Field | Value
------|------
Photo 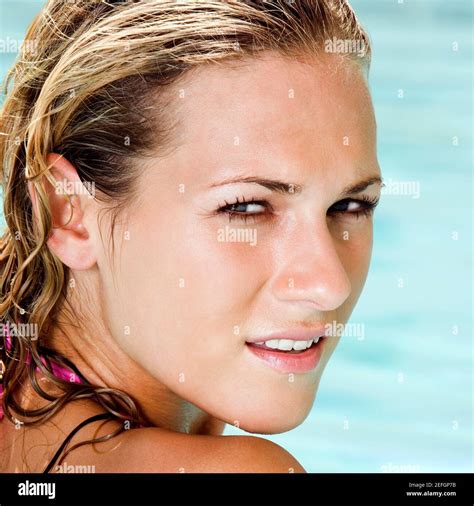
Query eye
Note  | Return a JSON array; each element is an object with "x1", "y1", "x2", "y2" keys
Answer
[
  {"x1": 328, "y1": 196, "x2": 379, "y2": 219},
  {"x1": 216, "y1": 196, "x2": 271, "y2": 223}
]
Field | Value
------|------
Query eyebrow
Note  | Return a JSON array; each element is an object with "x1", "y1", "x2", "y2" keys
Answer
[
  {"x1": 210, "y1": 174, "x2": 383, "y2": 197},
  {"x1": 339, "y1": 176, "x2": 383, "y2": 197},
  {"x1": 210, "y1": 176, "x2": 302, "y2": 194}
]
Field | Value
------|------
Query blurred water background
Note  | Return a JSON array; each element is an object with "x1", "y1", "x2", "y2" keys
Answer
[{"x1": 0, "y1": 0, "x2": 472, "y2": 473}]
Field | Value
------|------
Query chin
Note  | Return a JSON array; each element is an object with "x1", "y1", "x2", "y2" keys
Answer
[
  {"x1": 229, "y1": 400, "x2": 315, "y2": 435},
  {"x1": 238, "y1": 415, "x2": 307, "y2": 435}
]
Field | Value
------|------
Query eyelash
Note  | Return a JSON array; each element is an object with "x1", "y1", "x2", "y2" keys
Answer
[
  {"x1": 327, "y1": 195, "x2": 380, "y2": 219},
  {"x1": 217, "y1": 196, "x2": 271, "y2": 223},
  {"x1": 216, "y1": 195, "x2": 379, "y2": 223}
]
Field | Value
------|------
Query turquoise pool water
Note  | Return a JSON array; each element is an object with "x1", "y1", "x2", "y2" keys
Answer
[{"x1": 1, "y1": 0, "x2": 472, "y2": 473}]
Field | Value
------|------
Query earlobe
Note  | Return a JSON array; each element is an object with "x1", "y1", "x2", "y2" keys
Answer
[{"x1": 28, "y1": 153, "x2": 98, "y2": 271}]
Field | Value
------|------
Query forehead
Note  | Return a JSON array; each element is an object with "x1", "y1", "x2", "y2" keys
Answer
[
  {"x1": 157, "y1": 51, "x2": 377, "y2": 184},
  {"x1": 173, "y1": 52, "x2": 372, "y2": 129}
]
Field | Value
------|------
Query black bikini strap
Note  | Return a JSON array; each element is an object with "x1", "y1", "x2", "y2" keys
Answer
[{"x1": 43, "y1": 412, "x2": 113, "y2": 473}]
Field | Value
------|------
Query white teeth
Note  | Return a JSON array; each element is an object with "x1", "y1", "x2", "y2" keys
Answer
[
  {"x1": 264, "y1": 339, "x2": 280, "y2": 349},
  {"x1": 278, "y1": 339, "x2": 294, "y2": 350},
  {"x1": 261, "y1": 339, "x2": 316, "y2": 351},
  {"x1": 293, "y1": 340, "x2": 309, "y2": 351}
]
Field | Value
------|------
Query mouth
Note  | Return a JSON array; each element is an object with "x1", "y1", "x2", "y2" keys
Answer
[{"x1": 245, "y1": 336, "x2": 326, "y2": 374}]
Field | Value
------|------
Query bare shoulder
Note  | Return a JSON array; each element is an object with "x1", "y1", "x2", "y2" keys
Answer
[
  {"x1": 77, "y1": 427, "x2": 306, "y2": 473},
  {"x1": 222, "y1": 434, "x2": 307, "y2": 474}
]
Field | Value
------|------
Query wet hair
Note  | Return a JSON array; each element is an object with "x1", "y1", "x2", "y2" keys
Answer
[{"x1": 0, "y1": 0, "x2": 370, "y2": 468}]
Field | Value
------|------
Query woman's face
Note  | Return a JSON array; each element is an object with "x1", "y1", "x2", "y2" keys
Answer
[{"x1": 96, "y1": 52, "x2": 381, "y2": 433}]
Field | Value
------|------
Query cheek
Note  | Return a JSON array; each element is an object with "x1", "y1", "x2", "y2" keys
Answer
[
  {"x1": 106, "y1": 214, "x2": 270, "y2": 380},
  {"x1": 332, "y1": 220, "x2": 373, "y2": 310},
  {"x1": 332, "y1": 218, "x2": 372, "y2": 271},
  {"x1": 168, "y1": 221, "x2": 270, "y2": 321}
]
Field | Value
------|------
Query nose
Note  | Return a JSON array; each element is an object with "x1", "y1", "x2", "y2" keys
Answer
[{"x1": 271, "y1": 220, "x2": 352, "y2": 312}]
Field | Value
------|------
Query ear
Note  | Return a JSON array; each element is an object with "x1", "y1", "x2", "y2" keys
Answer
[{"x1": 28, "y1": 153, "x2": 98, "y2": 270}]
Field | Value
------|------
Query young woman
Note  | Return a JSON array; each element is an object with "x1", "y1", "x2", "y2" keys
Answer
[{"x1": 0, "y1": 0, "x2": 381, "y2": 473}]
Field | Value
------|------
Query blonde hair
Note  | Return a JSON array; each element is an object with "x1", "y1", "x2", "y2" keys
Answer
[{"x1": 0, "y1": 0, "x2": 370, "y2": 466}]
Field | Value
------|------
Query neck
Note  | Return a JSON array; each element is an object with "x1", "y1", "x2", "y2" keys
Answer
[{"x1": 45, "y1": 274, "x2": 225, "y2": 436}]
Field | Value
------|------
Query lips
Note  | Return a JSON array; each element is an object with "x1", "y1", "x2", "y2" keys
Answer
[
  {"x1": 245, "y1": 336, "x2": 327, "y2": 374},
  {"x1": 245, "y1": 326, "x2": 327, "y2": 344}
]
